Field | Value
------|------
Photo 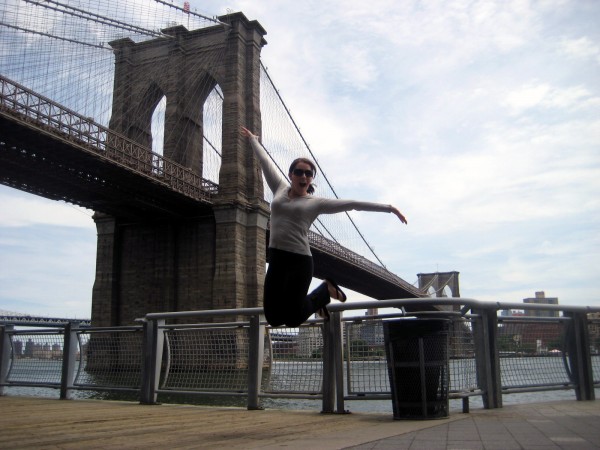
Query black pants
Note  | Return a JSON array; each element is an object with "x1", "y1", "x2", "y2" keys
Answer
[{"x1": 264, "y1": 248, "x2": 330, "y2": 327}]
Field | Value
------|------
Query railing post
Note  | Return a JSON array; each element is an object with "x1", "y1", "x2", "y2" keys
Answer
[
  {"x1": 564, "y1": 312, "x2": 595, "y2": 401},
  {"x1": 472, "y1": 307, "x2": 502, "y2": 408},
  {"x1": 247, "y1": 314, "x2": 266, "y2": 410},
  {"x1": 321, "y1": 316, "x2": 336, "y2": 413},
  {"x1": 140, "y1": 318, "x2": 164, "y2": 404},
  {"x1": 60, "y1": 322, "x2": 80, "y2": 400},
  {"x1": 0, "y1": 325, "x2": 14, "y2": 396},
  {"x1": 331, "y1": 312, "x2": 347, "y2": 414},
  {"x1": 321, "y1": 311, "x2": 346, "y2": 414}
]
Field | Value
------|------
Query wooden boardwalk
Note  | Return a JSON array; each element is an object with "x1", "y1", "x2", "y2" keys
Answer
[
  {"x1": 1, "y1": 396, "x2": 599, "y2": 449},
  {"x1": 0, "y1": 396, "x2": 454, "y2": 449}
]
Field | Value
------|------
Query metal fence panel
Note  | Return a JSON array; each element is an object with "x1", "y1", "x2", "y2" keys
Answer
[
  {"x1": 75, "y1": 329, "x2": 143, "y2": 389},
  {"x1": 448, "y1": 319, "x2": 478, "y2": 393},
  {"x1": 345, "y1": 320, "x2": 388, "y2": 394},
  {"x1": 264, "y1": 325, "x2": 324, "y2": 394},
  {"x1": 497, "y1": 319, "x2": 571, "y2": 389},
  {"x1": 8, "y1": 332, "x2": 64, "y2": 386},
  {"x1": 344, "y1": 317, "x2": 479, "y2": 397},
  {"x1": 161, "y1": 327, "x2": 250, "y2": 392}
]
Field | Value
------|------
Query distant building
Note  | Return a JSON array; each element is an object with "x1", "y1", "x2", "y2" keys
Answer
[
  {"x1": 500, "y1": 310, "x2": 525, "y2": 317},
  {"x1": 297, "y1": 326, "x2": 325, "y2": 358},
  {"x1": 523, "y1": 291, "x2": 559, "y2": 318},
  {"x1": 366, "y1": 308, "x2": 378, "y2": 317}
]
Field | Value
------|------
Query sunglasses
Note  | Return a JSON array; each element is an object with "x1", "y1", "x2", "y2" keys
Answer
[{"x1": 292, "y1": 168, "x2": 314, "y2": 178}]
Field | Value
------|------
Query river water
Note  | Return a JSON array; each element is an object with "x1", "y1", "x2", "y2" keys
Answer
[
  {"x1": 3, "y1": 356, "x2": 598, "y2": 413},
  {"x1": 3, "y1": 383, "x2": 588, "y2": 414}
]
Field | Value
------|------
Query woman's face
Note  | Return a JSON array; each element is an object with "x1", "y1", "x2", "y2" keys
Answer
[{"x1": 289, "y1": 161, "x2": 314, "y2": 197}]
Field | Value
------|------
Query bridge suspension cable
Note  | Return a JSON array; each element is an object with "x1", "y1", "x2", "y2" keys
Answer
[
  {"x1": 0, "y1": 21, "x2": 108, "y2": 49},
  {"x1": 153, "y1": 0, "x2": 230, "y2": 27},
  {"x1": 24, "y1": 0, "x2": 170, "y2": 39},
  {"x1": 259, "y1": 63, "x2": 389, "y2": 268}
]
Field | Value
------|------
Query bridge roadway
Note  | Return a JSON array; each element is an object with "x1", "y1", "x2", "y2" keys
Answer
[
  {"x1": 0, "y1": 75, "x2": 423, "y2": 300},
  {"x1": 0, "y1": 396, "x2": 598, "y2": 449},
  {"x1": 0, "y1": 88, "x2": 216, "y2": 220}
]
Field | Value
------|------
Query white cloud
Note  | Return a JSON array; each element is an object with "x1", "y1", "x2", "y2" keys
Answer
[
  {"x1": 0, "y1": 222, "x2": 96, "y2": 318},
  {"x1": 503, "y1": 83, "x2": 552, "y2": 113},
  {"x1": 559, "y1": 36, "x2": 600, "y2": 64},
  {"x1": 503, "y1": 83, "x2": 599, "y2": 114},
  {"x1": 0, "y1": 188, "x2": 95, "y2": 228},
  {"x1": 335, "y1": 44, "x2": 379, "y2": 91}
]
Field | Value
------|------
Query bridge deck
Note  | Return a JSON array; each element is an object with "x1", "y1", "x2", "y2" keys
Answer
[
  {"x1": 1, "y1": 396, "x2": 598, "y2": 449},
  {"x1": 0, "y1": 110, "x2": 213, "y2": 219}
]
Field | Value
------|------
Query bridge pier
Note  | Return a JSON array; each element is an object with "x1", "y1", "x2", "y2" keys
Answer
[
  {"x1": 212, "y1": 204, "x2": 270, "y2": 312},
  {"x1": 92, "y1": 206, "x2": 269, "y2": 326},
  {"x1": 92, "y1": 213, "x2": 217, "y2": 326},
  {"x1": 91, "y1": 13, "x2": 269, "y2": 326}
]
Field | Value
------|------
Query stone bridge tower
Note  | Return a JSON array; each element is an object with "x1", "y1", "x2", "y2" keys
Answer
[
  {"x1": 92, "y1": 13, "x2": 269, "y2": 326},
  {"x1": 417, "y1": 271, "x2": 461, "y2": 312},
  {"x1": 417, "y1": 271, "x2": 460, "y2": 298}
]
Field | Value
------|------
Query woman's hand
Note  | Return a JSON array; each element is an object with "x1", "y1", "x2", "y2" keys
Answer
[
  {"x1": 391, "y1": 206, "x2": 408, "y2": 224},
  {"x1": 241, "y1": 126, "x2": 257, "y2": 139}
]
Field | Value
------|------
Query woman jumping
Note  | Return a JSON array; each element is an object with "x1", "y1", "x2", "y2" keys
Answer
[{"x1": 241, "y1": 126, "x2": 407, "y2": 326}]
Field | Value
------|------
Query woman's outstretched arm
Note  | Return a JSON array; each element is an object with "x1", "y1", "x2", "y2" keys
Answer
[
  {"x1": 315, "y1": 197, "x2": 408, "y2": 225},
  {"x1": 241, "y1": 126, "x2": 286, "y2": 193},
  {"x1": 390, "y1": 206, "x2": 408, "y2": 224}
]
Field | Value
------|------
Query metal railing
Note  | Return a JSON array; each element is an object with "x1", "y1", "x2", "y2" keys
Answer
[{"x1": 1, "y1": 299, "x2": 598, "y2": 413}]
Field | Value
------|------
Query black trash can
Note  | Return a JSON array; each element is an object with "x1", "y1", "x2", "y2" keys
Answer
[{"x1": 383, "y1": 318, "x2": 450, "y2": 420}]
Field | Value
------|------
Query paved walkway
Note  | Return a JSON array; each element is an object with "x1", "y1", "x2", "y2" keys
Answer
[
  {"x1": 0, "y1": 396, "x2": 598, "y2": 449},
  {"x1": 347, "y1": 400, "x2": 600, "y2": 449}
]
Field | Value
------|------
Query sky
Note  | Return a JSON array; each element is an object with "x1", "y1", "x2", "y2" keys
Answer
[{"x1": 1, "y1": 0, "x2": 599, "y2": 319}]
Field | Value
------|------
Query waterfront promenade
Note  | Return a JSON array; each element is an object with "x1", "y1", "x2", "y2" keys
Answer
[{"x1": 0, "y1": 396, "x2": 598, "y2": 449}]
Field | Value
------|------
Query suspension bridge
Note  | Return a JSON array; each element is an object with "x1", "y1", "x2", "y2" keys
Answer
[{"x1": 0, "y1": 1, "x2": 430, "y2": 325}]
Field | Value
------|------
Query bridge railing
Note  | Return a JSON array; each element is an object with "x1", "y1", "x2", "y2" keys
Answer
[
  {"x1": 0, "y1": 74, "x2": 218, "y2": 202},
  {"x1": 1, "y1": 299, "x2": 599, "y2": 413},
  {"x1": 308, "y1": 231, "x2": 424, "y2": 295}
]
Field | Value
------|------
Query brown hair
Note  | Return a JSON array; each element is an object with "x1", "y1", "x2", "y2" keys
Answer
[{"x1": 288, "y1": 158, "x2": 317, "y2": 194}]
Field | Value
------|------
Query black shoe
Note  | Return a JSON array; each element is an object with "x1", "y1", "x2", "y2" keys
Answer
[
  {"x1": 317, "y1": 307, "x2": 330, "y2": 320},
  {"x1": 325, "y1": 278, "x2": 347, "y2": 302}
]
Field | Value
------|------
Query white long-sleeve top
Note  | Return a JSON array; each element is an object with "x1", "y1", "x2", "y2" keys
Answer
[{"x1": 249, "y1": 135, "x2": 394, "y2": 256}]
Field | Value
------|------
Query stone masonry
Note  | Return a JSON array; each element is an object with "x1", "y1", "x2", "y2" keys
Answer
[{"x1": 92, "y1": 13, "x2": 269, "y2": 326}]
